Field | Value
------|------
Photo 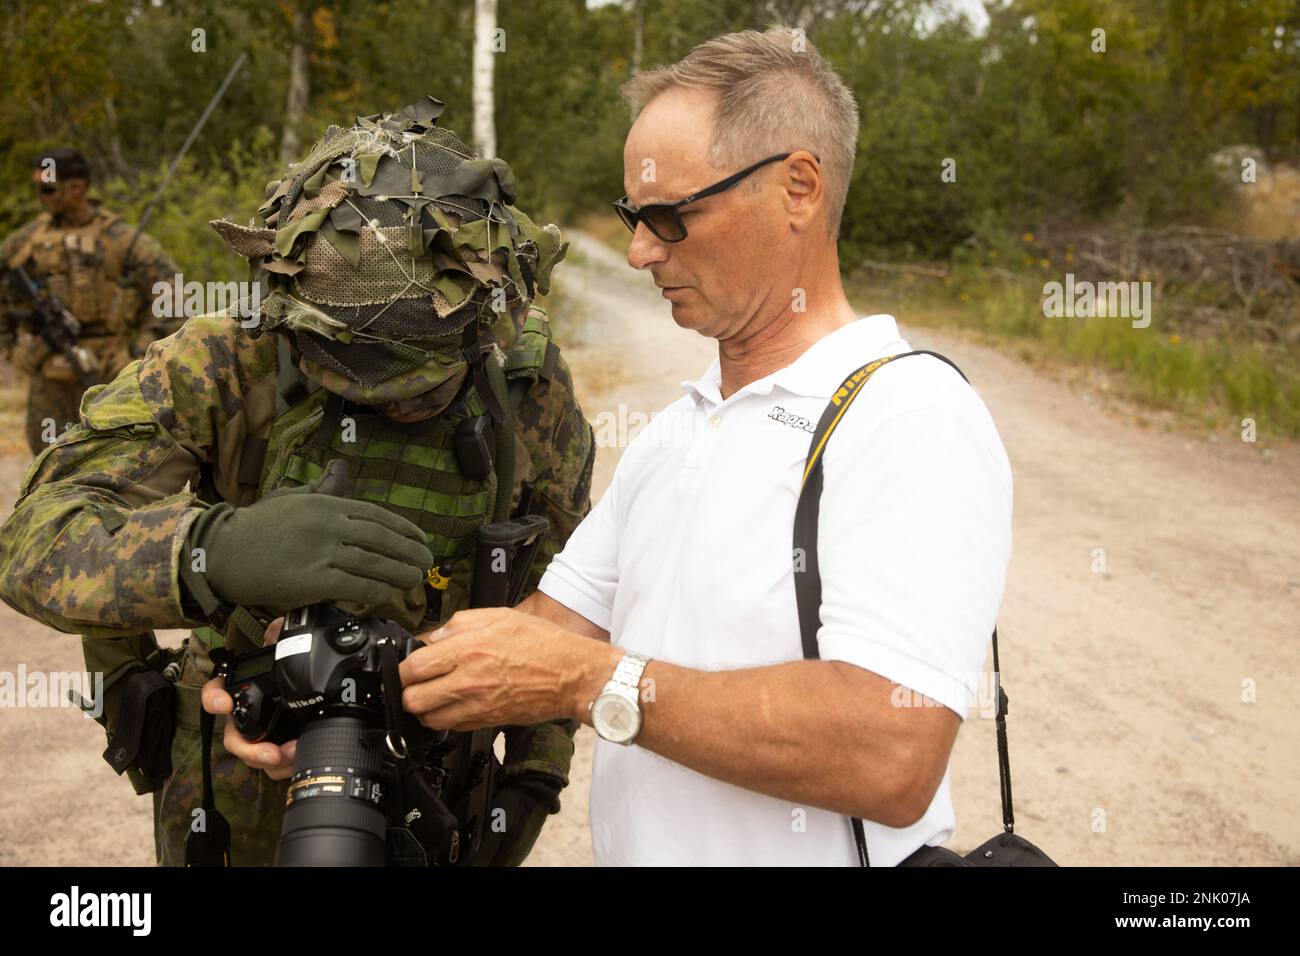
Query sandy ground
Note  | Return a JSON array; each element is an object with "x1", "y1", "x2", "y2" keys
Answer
[{"x1": 1, "y1": 230, "x2": 1297, "y2": 866}]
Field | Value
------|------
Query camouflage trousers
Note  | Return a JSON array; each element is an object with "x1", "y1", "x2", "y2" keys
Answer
[
  {"x1": 153, "y1": 681, "x2": 288, "y2": 867},
  {"x1": 24, "y1": 375, "x2": 85, "y2": 456}
]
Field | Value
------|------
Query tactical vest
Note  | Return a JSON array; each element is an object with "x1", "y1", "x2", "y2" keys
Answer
[
  {"x1": 181, "y1": 312, "x2": 563, "y2": 865},
  {"x1": 195, "y1": 309, "x2": 561, "y2": 654},
  {"x1": 14, "y1": 207, "x2": 139, "y2": 339},
  {"x1": 258, "y1": 367, "x2": 498, "y2": 628}
]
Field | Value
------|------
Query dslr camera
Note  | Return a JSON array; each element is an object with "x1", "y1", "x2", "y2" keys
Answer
[{"x1": 222, "y1": 603, "x2": 460, "y2": 866}]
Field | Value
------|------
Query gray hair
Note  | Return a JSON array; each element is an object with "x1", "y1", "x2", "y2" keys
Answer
[{"x1": 621, "y1": 26, "x2": 859, "y2": 239}]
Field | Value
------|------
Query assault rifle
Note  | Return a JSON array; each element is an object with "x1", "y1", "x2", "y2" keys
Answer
[{"x1": 4, "y1": 264, "x2": 100, "y2": 387}]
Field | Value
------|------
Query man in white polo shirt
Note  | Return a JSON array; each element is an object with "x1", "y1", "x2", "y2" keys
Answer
[{"x1": 398, "y1": 27, "x2": 1013, "y2": 866}]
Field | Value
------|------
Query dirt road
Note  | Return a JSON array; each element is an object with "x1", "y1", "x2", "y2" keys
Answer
[{"x1": 1, "y1": 230, "x2": 1296, "y2": 866}]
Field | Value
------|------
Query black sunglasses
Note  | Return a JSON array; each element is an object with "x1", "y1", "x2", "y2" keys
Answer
[
  {"x1": 613, "y1": 151, "x2": 817, "y2": 243},
  {"x1": 36, "y1": 183, "x2": 59, "y2": 195}
]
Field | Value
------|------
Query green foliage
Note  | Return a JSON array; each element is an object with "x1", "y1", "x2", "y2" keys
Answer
[
  {"x1": 850, "y1": 268, "x2": 1300, "y2": 438},
  {"x1": 2, "y1": 0, "x2": 1294, "y2": 440},
  {"x1": 496, "y1": 0, "x2": 628, "y2": 224},
  {"x1": 4, "y1": 0, "x2": 1296, "y2": 257},
  {"x1": 101, "y1": 127, "x2": 281, "y2": 284},
  {"x1": 820, "y1": 0, "x2": 1300, "y2": 255}
]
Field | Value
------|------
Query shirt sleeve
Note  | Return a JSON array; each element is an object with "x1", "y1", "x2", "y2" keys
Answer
[
  {"x1": 813, "y1": 398, "x2": 1013, "y2": 721},
  {"x1": 536, "y1": 447, "x2": 623, "y2": 632}
]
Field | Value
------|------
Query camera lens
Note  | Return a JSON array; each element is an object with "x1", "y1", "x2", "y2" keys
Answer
[{"x1": 275, "y1": 717, "x2": 388, "y2": 867}]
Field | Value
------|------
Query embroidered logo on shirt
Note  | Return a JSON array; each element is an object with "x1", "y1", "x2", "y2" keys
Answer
[{"x1": 767, "y1": 405, "x2": 815, "y2": 433}]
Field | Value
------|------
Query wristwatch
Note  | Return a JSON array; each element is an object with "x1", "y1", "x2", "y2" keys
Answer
[{"x1": 589, "y1": 652, "x2": 650, "y2": 745}]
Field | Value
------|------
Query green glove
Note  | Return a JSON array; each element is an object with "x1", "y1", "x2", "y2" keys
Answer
[
  {"x1": 181, "y1": 459, "x2": 434, "y2": 616},
  {"x1": 472, "y1": 772, "x2": 563, "y2": 867}
]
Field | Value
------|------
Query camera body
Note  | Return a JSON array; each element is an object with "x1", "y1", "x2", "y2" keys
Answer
[
  {"x1": 222, "y1": 604, "x2": 456, "y2": 867},
  {"x1": 225, "y1": 603, "x2": 419, "y2": 744}
]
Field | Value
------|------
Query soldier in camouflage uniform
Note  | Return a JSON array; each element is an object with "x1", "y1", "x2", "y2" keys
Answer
[
  {"x1": 0, "y1": 148, "x2": 181, "y2": 454},
  {"x1": 0, "y1": 99, "x2": 596, "y2": 866}
]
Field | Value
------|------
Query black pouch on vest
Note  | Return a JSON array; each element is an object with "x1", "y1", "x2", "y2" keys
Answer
[
  {"x1": 75, "y1": 632, "x2": 179, "y2": 795},
  {"x1": 103, "y1": 668, "x2": 175, "y2": 785},
  {"x1": 471, "y1": 514, "x2": 550, "y2": 609}
]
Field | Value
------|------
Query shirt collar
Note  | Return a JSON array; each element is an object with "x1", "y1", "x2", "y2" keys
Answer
[{"x1": 679, "y1": 314, "x2": 908, "y2": 407}]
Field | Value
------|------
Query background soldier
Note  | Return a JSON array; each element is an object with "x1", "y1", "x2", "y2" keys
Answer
[
  {"x1": 0, "y1": 148, "x2": 181, "y2": 455},
  {"x1": 0, "y1": 99, "x2": 596, "y2": 866}
]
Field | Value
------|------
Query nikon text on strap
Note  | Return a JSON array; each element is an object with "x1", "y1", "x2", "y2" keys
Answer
[{"x1": 792, "y1": 349, "x2": 1035, "y2": 867}]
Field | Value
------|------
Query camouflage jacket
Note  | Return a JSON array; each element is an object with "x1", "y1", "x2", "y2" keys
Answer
[
  {"x1": 0, "y1": 310, "x2": 595, "y2": 638},
  {"x1": 0, "y1": 201, "x2": 182, "y2": 368},
  {"x1": 0, "y1": 310, "x2": 595, "y2": 790}
]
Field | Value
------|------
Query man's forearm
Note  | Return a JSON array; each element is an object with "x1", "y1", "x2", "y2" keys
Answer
[
  {"x1": 566, "y1": 650, "x2": 952, "y2": 828},
  {"x1": 516, "y1": 589, "x2": 610, "y2": 641},
  {"x1": 0, "y1": 414, "x2": 209, "y2": 636},
  {"x1": 516, "y1": 590, "x2": 946, "y2": 825},
  {"x1": 418, "y1": 595, "x2": 954, "y2": 828}
]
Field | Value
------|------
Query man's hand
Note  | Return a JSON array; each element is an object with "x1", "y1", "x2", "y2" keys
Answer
[
  {"x1": 200, "y1": 616, "x2": 297, "y2": 780},
  {"x1": 399, "y1": 607, "x2": 621, "y2": 731}
]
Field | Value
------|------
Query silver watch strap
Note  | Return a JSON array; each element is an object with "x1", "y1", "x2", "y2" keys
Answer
[{"x1": 608, "y1": 652, "x2": 649, "y2": 694}]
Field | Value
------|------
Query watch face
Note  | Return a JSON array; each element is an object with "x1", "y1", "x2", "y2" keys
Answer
[{"x1": 592, "y1": 692, "x2": 640, "y2": 744}]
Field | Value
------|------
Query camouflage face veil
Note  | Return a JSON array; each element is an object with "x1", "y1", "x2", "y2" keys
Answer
[{"x1": 209, "y1": 95, "x2": 568, "y2": 406}]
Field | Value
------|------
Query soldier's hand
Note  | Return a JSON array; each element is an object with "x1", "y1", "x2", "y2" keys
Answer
[
  {"x1": 187, "y1": 459, "x2": 435, "y2": 613},
  {"x1": 200, "y1": 616, "x2": 297, "y2": 780},
  {"x1": 471, "y1": 772, "x2": 561, "y2": 867},
  {"x1": 11, "y1": 329, "x2": 51, "y2": 375}
]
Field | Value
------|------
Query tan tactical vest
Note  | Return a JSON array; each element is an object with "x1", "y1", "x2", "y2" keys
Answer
[{"x1": 12, "y1": 206, "x2": 142, "y2": 339}]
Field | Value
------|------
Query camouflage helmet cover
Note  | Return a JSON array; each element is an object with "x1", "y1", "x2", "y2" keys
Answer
[{"x1": 209, "y1": 95, "x2": 568, "y2": 405}]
